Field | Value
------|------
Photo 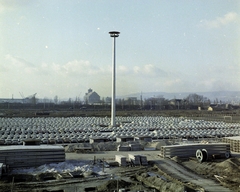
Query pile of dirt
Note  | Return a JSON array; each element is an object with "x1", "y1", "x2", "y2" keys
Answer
[
  {"x1": 35, "y1": 172, "x2": 61, "y2": 181},
  {"x1": 180, "y1": 157, "x2": 240, "y2": 191},
  {"x1": 215, "y1": 158, "x2": 240, "y2": 173},
  {"x1": 97, "y1": 179, "x2": 134, "y2": 192},
  {"x1": 213, "y1": 159, "x2": 240, "y2": 191},
  {"x1": 170, "y1": 156, "x2": 183, "y2": 163},
  {"x1": 136, "y1": 172, "x2": 186, "y2": 192}
]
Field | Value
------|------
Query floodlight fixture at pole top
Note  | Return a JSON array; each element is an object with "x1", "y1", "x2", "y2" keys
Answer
[{"x1": 109, "y1": 31, "x2": 120, "y2": 37}]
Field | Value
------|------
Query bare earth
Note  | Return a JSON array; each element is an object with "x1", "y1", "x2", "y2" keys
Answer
[
  {"x1": 1, "y1": 141, "x2": 240, "y2": 192},
  {"x1": 65, "y1": 144, "x2": 240, "y2": 192}
]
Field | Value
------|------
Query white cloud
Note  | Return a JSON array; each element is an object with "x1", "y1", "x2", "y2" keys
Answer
[
  {"x1": 118, "y1": 65, "x2": 129, "y2": 74},
  {"x1": 199, "y1": 12, "x2": 238, "y2": 28},
  {"x1": 0, "y1": 0, "x2": 32, "y2": 13},
  {"x1": 1, "y1": 55, "x2": 239, "y2": 99},
  {"x1": 0, "y1": 55, "x2": 117, "y2": 98},
  {"x1": 4, "y1": 54, "x2": 37, "y2": 74},
  {"x1": 0, "y1": 56, "x2": 170, "y2": 98},
  {"x1": 133, "y1": 64, "x2": 167, "y2": 77}
]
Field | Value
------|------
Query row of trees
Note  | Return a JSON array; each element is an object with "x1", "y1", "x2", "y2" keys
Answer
[
  {"x1": 2, "y1": 93, "x2": 233, "y2": 110},
  {"x1": 37, "y1": 93, "x2": 213, "y2": 110}
]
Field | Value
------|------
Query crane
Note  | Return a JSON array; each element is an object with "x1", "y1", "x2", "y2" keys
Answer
[{"x1": 19, "y1": 92, "x2": 25, "y2": 99}]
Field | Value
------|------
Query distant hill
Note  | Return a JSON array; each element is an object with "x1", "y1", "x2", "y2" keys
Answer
[{"x1": 120, "y1": 91, "x2": 240, "y2": 103}]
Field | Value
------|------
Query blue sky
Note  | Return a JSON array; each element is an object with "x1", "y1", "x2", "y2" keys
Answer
[{"x1": 0, "y1": 0, "x2": 239, "y2": 100}]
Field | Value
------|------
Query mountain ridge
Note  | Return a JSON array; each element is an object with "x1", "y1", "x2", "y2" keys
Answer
[{"x1": 119, "y1": 91, "x2": 240, "y2": 103}]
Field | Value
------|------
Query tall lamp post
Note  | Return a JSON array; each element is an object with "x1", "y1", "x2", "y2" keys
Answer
[{"x1": 109, "y1": 31, "x2": 120, "y2": 127}]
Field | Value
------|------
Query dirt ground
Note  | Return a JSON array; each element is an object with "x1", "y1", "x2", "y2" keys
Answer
[
  {"x1": 2, "y1": 109, "x2": 240, "y2": 121},
  {"x1": 64, "y1": 141, "x2": 240, "y2": 192},
  {"x1": 1, "y1": 141, "x2": 240, "y2": 192},
  {"x1": 178, "y1": 155, "x2": 240, "y2": 192}
]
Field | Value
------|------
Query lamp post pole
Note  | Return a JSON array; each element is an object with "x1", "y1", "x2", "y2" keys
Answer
[{"x1": 109, "y1": 31, "x2": 120, "y2": 127}]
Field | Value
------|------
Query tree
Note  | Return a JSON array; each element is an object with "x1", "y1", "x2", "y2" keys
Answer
[
  {"x1": 155, "y1": 97, "x2": 167, "y2": 110},
  {"x1": 54, "y1": 95, "x2": 58, "y2": 104},
  {"x1": 185, "y1": 93, "x2": 203, "y2": 105},
  {"x1": 184, "y1": 93, "x2": 210, "y2": 108}
]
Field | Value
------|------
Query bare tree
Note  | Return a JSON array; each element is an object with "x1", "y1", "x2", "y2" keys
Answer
[
  {"x1": 184, "y1": 93, "x2": 210, "y2": 108},
  {"x1": 54, "y1": 95, "x2": 58, "y2": 104}
]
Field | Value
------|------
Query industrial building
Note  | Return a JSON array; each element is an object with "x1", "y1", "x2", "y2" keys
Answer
[
  {"x1": 84, "y1": 88, "x2": 100, "y2": 104},
  {"x1": 0, "y1": 93, "x2": 37, "y2": 104}
]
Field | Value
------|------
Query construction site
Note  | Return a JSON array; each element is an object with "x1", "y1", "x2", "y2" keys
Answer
[{"x1": 0, "y1": 110, "x2": 239, "y2": 192}]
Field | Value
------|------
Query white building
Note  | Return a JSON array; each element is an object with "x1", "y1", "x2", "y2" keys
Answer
[{"x1": 84, "y1": 88, "x2": 100, "y2": 104}]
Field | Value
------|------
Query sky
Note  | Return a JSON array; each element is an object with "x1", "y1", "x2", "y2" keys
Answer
[{"x1": 0, "y1": 0, "x2": 239, "y2": 100}]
